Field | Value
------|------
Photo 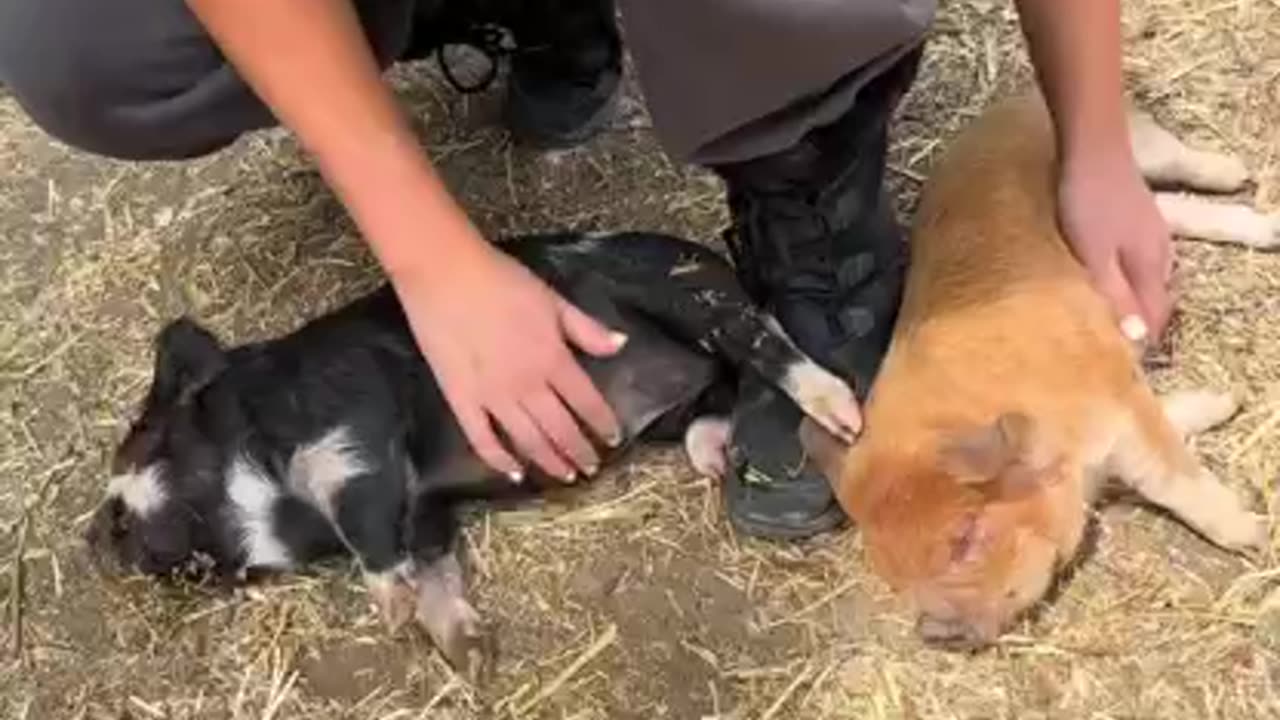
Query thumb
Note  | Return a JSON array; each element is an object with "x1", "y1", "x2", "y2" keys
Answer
[
  {"x1": 1093, "y1": 257, "x2": 1151, "y2": 348},
  {"x1": 557, "y1": 298, "x2": 628, "y2": 357}
]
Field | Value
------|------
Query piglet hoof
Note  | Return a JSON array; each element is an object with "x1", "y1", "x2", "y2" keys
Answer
[
  {"x1": 447, "y1": 617, "x2": 495, "y2": 686},
  {"x1": 1222, "y1": 209, "x2": 1280, "y2": 250},
  {"x1": 1177, "y1": 150, "x2": 1252, "y2": 194},
  {"x1": 1161, "y1": 389, "x2": 1241, "y2": 438},
  {"x1": 1263, "y1": 213, "x2": 1280, "y2": 250},
  {"x1": 365, "y1": 569, "x2": 418, "y2": 633},
  {"x1": 409, "y1": 553, "x2": 493, "y2": 681},
  {"x1": 420, "y1": 599, "x2": 495, "y2": 685},
  {"x1": 781, "y1": 360, "x2": 863, "y2": 443},
  {"x1": 1215, "y1": 511, "x2": 1269, "y2": 559},
  {"x1": 684, "y1": 416, "x2": 731, "y2": 479}
]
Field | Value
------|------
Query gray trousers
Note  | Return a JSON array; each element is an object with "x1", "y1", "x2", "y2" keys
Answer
[{"x1": 0, "y1": 0, "x2": 935, "y2": 166}]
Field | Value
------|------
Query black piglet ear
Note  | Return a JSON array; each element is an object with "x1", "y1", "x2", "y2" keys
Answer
[{"x1": 151, "y1": 317, "x2": 227, "y2": 405}]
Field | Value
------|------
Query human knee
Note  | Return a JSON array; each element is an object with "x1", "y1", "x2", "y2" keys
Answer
[{"x1": 0, "y1": 0, "x2": 253, "y2": 160}]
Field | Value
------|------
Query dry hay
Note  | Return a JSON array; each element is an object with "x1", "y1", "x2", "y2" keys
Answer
[{"x1": 2, "y1": 0, "x2": 1279, "y2": 718}]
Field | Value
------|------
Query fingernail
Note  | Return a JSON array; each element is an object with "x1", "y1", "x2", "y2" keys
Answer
[
  {"x1": 585, "y1": 463, "x2": 599, "y2": 477},
  {"x1": 610, "y1": 332, "x2": 629, "y2": 349},
  {"x1": 507, "y1": 468, "x2": 524, "y2": 483},
  {"x1": 608, "y1": 431, "x2": 624, "y2": 448},
  {"x1": 1121, "y1": 315, "x2": 1148, "y2": 343},
  {"x1": 563, "y1": 470, "x2": 578, "y2": 483}
]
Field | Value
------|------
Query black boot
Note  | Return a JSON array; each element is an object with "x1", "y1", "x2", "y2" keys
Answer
[
  {"x1": 403, "y1": 0, "x2": 623, "y2": 149},
  {"x1": 502, "y1": 0, "x2": 623, "y2": 149},
  {"x1": 712, "y1": 47, "x2": 924, "y2": 540}
]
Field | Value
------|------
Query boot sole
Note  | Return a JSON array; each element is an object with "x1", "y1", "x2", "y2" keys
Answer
[{"x1": 725, "y1": 496, "x2": 849, "y2": 541}]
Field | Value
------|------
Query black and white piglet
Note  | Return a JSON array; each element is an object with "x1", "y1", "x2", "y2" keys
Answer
[{"x1": 84, "y1": 231, "x2": 861, "y2": 677}]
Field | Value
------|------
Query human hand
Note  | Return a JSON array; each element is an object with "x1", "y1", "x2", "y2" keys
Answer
[
  {"x1": 1058, "y1": 154, "x2": 1175, "y2": 345},
  {"x1": 394, "y1": 238, "x2": 626, "y2": 482}
]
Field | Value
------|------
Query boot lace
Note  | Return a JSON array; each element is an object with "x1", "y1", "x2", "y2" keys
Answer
[
  {"x1": 434, "y1": 21, "x2": 608, "y2": 95},
  {"x1": 435, "y1": 23, "x2": 512, "y2": 94}
]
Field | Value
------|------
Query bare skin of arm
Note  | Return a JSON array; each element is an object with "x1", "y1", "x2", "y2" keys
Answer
[
  {"x1": 1014, "y1": 0, "x2": 1175, "y2": 342},
  {"x1": 186, "y1": 0, "x2": 623, "y2": 482}
]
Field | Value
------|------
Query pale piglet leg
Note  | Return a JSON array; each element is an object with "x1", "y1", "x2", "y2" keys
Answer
[
  {"x1": 412, "y1": 551, "x2": 491, "y2": 682},
  {"x1": 1160, "y1": 389, "x2": 1240, "y2": 439},
  {"x1": 1128, "y1": 109, "x2": 1250, "y2": 192},
  {"x1": 285, "y1": 426, "x2": 416, "y2": 629},
  {"x1": 1110, "y1": 391, "x2": 1265, "y2": 553},
  {"x1": 1154, "y1": 193, "x2": 1280, "y2": 250},
  {"x1": 684, "y1": 415, "x2": 732, "y2": 479}
]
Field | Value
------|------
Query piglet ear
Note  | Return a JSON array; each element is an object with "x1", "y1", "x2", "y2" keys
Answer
[
  {"x1": 937, "y1": 416, "x2": 1015, "y2": 481},
  {"x1": 151, "y1": 318, "x2": 227, "y2": 405},
  {"x1": 939, "y1": 412, "x2": 1052, "y2": 495}
]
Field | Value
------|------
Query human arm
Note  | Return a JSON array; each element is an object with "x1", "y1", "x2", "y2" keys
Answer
[
  {"x1": 185, "y1": 0, "x2": 623, "y2": 480},
  {"x1": 1013, "y1": 0, "x2": 1174, "y2": 342}
]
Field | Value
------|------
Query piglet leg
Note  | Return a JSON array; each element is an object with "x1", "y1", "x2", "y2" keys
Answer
[
  {"x1": 402, "y1": 490, "x2": 494, "y2": 682},
  {"x1": 1128, "y1": 109, "x2": 1251, "y2": 193},
  {"x1": 1153, "y1": 193, "x2": 1280, "y2": 250},
  {"x1": 364, "y1": 562, "x2": 418, "y2": 631},
  {"x1": 285, "y1": 426, "x2": 416, "y2": 629},
  {"x1": 411, "y1": 551, "x2": 492, "y2": 683},
  {"x1": 1110, "y1": 389, "x2": 1266, "y2": 554},
  {"x1": 1126, "y1": 106, "x2": 1274, "y2": 251},
  {"x1": 684, "y1": 416, "x2": 732, "y2": 479},
  {"x1": 1126, "y1": 109, "x2": 1279, "y2": 250},
  {"x1": 546, "y1": 234, "x2": 863, "y2": 443},
  {"x1": 1159, "y1": 389, "x2": 1241, "y2": 439}
]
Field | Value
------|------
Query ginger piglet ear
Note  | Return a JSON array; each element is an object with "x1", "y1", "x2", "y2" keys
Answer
[{"x1": 939, "y1": 412, "x2": 1054, "y2": 497}]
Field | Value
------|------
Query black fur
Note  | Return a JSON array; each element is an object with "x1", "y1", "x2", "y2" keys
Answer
[{"x1": 85, "y1": 231, "x2": 845, "y2": 622}]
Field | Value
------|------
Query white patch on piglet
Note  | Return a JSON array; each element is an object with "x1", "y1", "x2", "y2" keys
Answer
[
  {"x1": 226, "y1": 456, "x2": 292, "y2": 570},
  {"x1": 107, "y1": 465, "x2": 168, "y2": 517},
  {"x1": 286, "y1": 425, "x2": 369, "y2": 521}
]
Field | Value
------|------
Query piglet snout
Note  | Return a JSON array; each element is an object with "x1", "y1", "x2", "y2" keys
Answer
[
  {"x1": 83, "y1": 502, "x2": 127, "y2": 575},
  {"x1": 916, "y1": 612, "x2": 992, "y2": 653}
]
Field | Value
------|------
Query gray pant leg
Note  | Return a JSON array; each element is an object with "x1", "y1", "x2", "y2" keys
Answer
[
  {"x1": 0, "y1": 0, "x2": 418, "y2": 161},
  {"x1": 617, "y1": 0, "x2": 938, "y2": 165}
]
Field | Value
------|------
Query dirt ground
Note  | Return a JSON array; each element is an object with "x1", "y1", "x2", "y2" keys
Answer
[{"x1": 3, "y1": 1, "x2": 1280, "y2": 718}]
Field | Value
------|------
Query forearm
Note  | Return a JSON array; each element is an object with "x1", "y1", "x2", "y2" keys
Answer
[
  {"x1": 1016, "y1": 0, "x2": 1173, "y2": 339},
  {"x1": 185, "y1": 0, "x2": 487, "y2": 280},
  {"x1": 1013, "y1": 0, "x2": 1132, "y2": 162}
]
